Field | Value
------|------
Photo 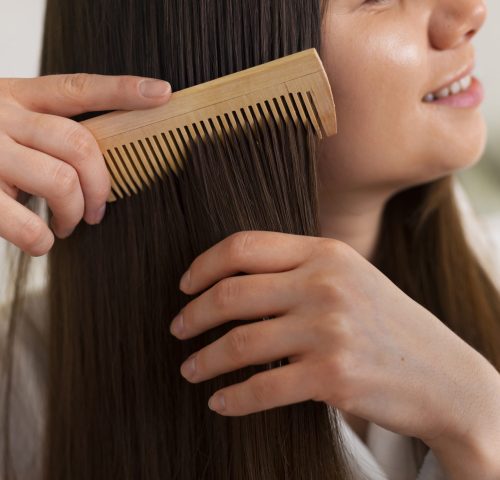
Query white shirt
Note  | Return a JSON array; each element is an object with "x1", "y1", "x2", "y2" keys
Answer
[{"x1": 339, "y1": 412, "x2": 447, "y2": 479}]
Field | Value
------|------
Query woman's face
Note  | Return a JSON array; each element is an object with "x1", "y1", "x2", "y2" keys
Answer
[{"x1": 318, "y1": 0, "x2": 488, "y2": 198}]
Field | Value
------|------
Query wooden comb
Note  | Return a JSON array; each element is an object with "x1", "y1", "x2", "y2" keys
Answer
[{"x1": 80, "y1": 48, "x2": 337, "y2": 203}]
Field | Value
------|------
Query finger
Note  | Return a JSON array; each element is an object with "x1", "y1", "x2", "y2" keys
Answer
[
  {"x1": 207, "y1": 361, "x2": 314, "y2": 416},
  {"x1": 179, "y1": 315, "x2": 308, "y2": 384},
  {"x1": 171, "y1": 271, "x2": 296, "y2": 339},
  {"x1": 0, "y1": 189, "x2": 54, "y2": 256},
  {"x1": 0, "y1": 139, "x2": 84, "y2": 238},
  {"x1": 0, "y1": 177, "x2": 18, "y2": 200},
  {"x1": 3, "y1": 106, "x2": 110, "y2": 223},
  {"x1": 180, "y1": 231, "x2": 320, "y2": 294},
  {"x1": 6, "y1": 73, "x2": 172, "y2": 117}
]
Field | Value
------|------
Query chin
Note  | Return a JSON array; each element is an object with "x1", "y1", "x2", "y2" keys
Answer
[
  {"x1": 428, "y1": 116, "x2": 488, "y2": 178},
  {"x1": 449, "y1": 117, "x2": 487, "y2": 173}
]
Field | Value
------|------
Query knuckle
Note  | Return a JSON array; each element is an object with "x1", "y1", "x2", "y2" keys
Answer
[
  {"x1": 227, "y1": 231, "x2": 254, "y2": 263},
  {"x1": 19, "y1": 216, "x2": 47, "y2": 250},
  {"x1": 325, "y1": 351, "x2": 352, "y2": 383},
  {"x1": 24, "y1": 113, "x2": 49, "y2": 146},
  {"x1": 319, "y1": 237, "x2": 351, "y2": 260},
  {"x1": 30, "y1": 112, "x2": 46, "y2": 131},
  {"x1": 118, "y1": 75, "x2": 135, "y2": 94},
  {"x1": 64, "y1": 124, "x2": 95, "y2": 160},
  {"x1": 325, "y1": 314, "x2": 351, "y2": 342},
  {"x1": 213, "y1": 278, "x2": 239, "y2": 312},
  {"x1": 312, "y1": 353, "x2": 353, "y2": 406},
  {"x1": 319, "y1": 237, "x2": 339, "y2": 252},
  {"x1": 52, "y1": 163, "x2": 79, "y2": 198},
  {"x1": 309, "y1": 316, "x2": 350, "y2": 353},
  {"x1": 61, "y1": 73, "x2": 93, "y2": 103},
  {"x1": 226, "y1": 326, "x2": 250, "y2": 362},
  {"x1": 309, "y1": 271, "x2": 339, "y2": 303}
]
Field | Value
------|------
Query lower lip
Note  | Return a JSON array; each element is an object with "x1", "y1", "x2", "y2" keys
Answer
[{"x1": 423, "y1": 76, "x2": 484, "y2": 108}]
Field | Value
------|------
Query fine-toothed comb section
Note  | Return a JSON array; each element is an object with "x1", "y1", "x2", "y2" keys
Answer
[{"x1": 80, "y1": 48, "x2": 337, "y2": 203}]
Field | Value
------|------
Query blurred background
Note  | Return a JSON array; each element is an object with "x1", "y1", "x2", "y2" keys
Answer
[{"x1": 0, "y1": 0, "x2": 499, "y2": 299}]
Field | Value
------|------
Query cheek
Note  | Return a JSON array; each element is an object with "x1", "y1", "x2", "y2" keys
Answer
[
  {"x1": 319, "y1": 25, "x2": 487, "y2": 192},
  {"x1": 319, "y1": 53, "x2": 428, "y2": 190},
  {"x1": 318, "y1": 14, "x2": 486, "y2": 190},
  {"x1": 319, "y1": 20, "x2": 433, "y2": 189}
]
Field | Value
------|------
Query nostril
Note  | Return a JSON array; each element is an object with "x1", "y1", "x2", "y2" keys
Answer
[{"x1": 465, "y1": 29, "x2": 476, "y2": 41}]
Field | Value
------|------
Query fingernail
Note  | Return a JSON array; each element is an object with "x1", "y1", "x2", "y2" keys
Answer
[
  {"x1": 181, "y1": 353, "x2": 197, "y2": 378},
  {"x1": 94, "y1": 204, "x2": 106, "y2": 224},
  {"x1": 180, "y1": 269, "x2": 191, "y2": 291},
  {"x1": 58, "y1": 227, "x2": 75, "y2": 239},
  {"x1": 208, "y1": 394, "x2": 226, "y2": 411},
  {"x1": 87, "y1": 204, "x2": 106, "y2": 225},
  {"x1": 50, "y1": 217, "x2": 74, "y2": 239},
  {"x1": 139, "y1": 79, "x2": 171, "y2": 98},
  {"x1": 170, "y1": 312, "x2": 184, "y2": 337}
]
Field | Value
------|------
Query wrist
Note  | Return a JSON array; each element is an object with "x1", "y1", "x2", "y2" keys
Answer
[
  {"x1": 424, "y1": 366, "x2": 500, "y2": 480},
  {"x1": 426, "y1": 429, "x2": 500, "y2": 480}
]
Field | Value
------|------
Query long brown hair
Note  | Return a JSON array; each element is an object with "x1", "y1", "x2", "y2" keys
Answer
[{"x1": 2, "y1": 0, "x2": 500, "y2": 479}]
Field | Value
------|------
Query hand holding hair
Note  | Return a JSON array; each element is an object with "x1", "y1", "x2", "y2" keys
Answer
[
  {"x1": 171, "y1": 230, "x2": 500, "y2": 471},
  {"x1": 0, "y1": 73, "x2": 172, "y2": 256}
]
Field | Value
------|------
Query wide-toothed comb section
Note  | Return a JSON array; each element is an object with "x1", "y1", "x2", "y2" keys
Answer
[
  {"x1": 300, "y1": 90, "x2": 324, "y2": 138},
  {"x1": 103, "y1": 150, "x2": 124, "y2": 201},
  {"x1": 80, "y1": 48, "x2": 337, "y2": 203},
  {"x1": 166, "y1": 130, "x2": 185, "y2": 170},
  {"x1": 156, "y1": 133, "x2": 179, "y2": 174},
  {"x1": 131, "y1": 140, "x2": 155, "y2": 184},
  {"x1": 101, "y1": 94, "x2": 322, "y2": 202},
  {"x1": 126, "y1": 143, "x2": 152, "y2": 190},
  {"x1": 113, "y1": 147, "x2": 137, "y2": 195},
  {"x1": 139, "y1": 138, "x2": 165, "y2": 182}
]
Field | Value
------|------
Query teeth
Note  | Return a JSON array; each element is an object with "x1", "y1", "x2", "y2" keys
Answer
[
  {"x1": 436, "y1": 87, "x2": 450, "y2": 99},
  {"x1": 460, "y1": 75, "x2": 472, "y2": 90},
  {"x1": 450, "y1": 81, "x2": 461, "y2": 95},
  {"x1": 423, "y1": 74, "x2": 472, "y2": 102}
]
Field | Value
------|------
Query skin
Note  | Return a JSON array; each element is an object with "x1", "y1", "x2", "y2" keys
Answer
[{"x1": 1, "y1": 0, "x2": 499, "y2": 478}]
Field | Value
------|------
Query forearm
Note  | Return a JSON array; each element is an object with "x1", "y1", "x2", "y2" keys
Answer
[{"x1": 424, "y1": 366, "x2": 500, "y2": 480}]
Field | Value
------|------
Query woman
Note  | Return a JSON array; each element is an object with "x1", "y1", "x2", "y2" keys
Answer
[{"x1": 0, "y1": 0, "x2": 499, "y2": 479}]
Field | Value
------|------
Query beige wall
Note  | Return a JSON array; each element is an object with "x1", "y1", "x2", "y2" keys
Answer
[{"x1": 458, "y1": 0, "x2": 500, "y2": 214}]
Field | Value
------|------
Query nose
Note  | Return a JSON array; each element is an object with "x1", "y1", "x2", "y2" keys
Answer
[{"x1": 428, "y1": 0, "x2": 487, "y2": 50}]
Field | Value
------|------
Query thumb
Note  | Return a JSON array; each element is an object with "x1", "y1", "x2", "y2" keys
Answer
[{"x1": 4, "y1": 73, "x2": 172, "y2": 118}]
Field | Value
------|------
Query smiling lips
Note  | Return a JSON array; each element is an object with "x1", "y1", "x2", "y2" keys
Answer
[
  {"x1": 422, "y1": 73, "x2": 472, "y2": 103},
  {"x1": 422, "y1": 75, "x2": 484, "y2": 109}
]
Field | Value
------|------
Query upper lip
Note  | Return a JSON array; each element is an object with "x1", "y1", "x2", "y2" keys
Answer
[{"x1": 423, "y1": 61, "x2": 475, "y2": 99}]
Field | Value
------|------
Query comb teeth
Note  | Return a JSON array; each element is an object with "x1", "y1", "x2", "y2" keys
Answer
[
  {"x1": 102, "y1": 91, "x2": 326, "y2": 202},
  {"x1": 80, "y1": 48, "x2": 337, "y2": 203}
]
